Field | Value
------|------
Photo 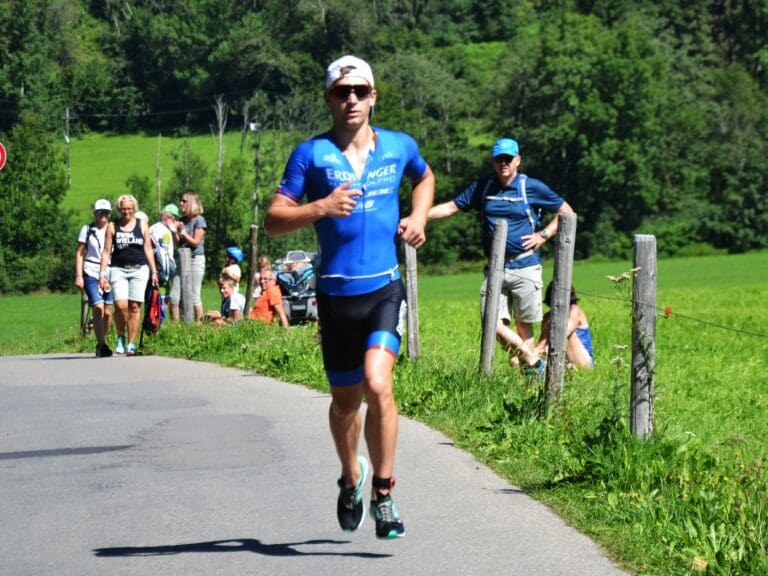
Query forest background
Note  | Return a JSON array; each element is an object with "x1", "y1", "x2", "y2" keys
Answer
[{"x1": 1, "y1": 0, "x2": 767, "y2": 293}]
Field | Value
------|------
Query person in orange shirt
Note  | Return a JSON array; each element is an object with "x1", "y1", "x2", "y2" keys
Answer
[{"x1": 248, "y1": 268, "x2": 289, "y2": 329}]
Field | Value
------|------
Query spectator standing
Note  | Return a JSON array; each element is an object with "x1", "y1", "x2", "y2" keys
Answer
[
  {"x1": 248, "y1": 268, "x2": 289, "y2": 329},
  {"x1": 149, "y1": 204, "x2": 180, "y2": 288},
  {"x1": 74, "y1": 199, "x2": 115, "y2": 357},
  {"x1": 264, "y1": 55, "x2": 434, "y2": 539},
  {"x1": 428, "y1": 138, "x2": 574, "y2": 374},
  {"x1": 169, "y1": 192, "x2": 207, "y2": 321},
  {"x1": 149, "y1": 204, "x2": 180, "y2": 253},
  {"x1": 99, "y1": 195, "x2": 158, "y2": 356}
]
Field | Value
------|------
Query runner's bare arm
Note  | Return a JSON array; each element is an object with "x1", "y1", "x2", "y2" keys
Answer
[
  {"x1": 398, "y1": 166, "x2": 435, "y2": 249},
  {"x1": 264, "y1": 182, "x2": 362, "y2": 237}
]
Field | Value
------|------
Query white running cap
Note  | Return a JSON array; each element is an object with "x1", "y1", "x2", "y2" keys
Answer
[{"x1": 326, "y1": 55, "x2": 374, "y2": 89}]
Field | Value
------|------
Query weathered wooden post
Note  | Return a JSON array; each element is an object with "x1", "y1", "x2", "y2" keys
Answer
[
  {"x1": 480, "y1": 219, "x2": 507, "y2": 375},
  {"x1": 244, "y1": 224, "x2": 259, "y2": 315},
  {"x1": 545, "y1": 212, "x2": 577, "y2": 408},
  {"x1": 178, "y1": 247, "x2": 194, "y2": 323},
  {"x1": 404, "y1": 243, "x2": 420, "y2": 360},
  {"x1": 155, "y1": 133, "x2": 162, "y2": 214},
  {"x1": 631, "y1": 234, "x2": 656, "y2": 439}
]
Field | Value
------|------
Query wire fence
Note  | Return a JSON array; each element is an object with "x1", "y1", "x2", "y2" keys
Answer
[{"x1": 562, "y1": 285, "x2": 768, "y2": 341}]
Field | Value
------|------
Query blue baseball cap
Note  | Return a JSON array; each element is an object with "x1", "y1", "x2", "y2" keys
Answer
[{"x1": 491, "y1": 138, "x2": 519, "y2": 158}]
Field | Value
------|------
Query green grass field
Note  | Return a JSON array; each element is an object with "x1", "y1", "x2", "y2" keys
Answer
[
  {"x1": 2, "y1": 251, "x2": 767, "y2": 575},
  {"x1": 63, "y1": 131, "x2": 255, "y2": 218}
]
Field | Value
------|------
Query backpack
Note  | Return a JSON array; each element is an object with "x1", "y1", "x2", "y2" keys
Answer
[
  {"x1": 83, "y1": 223, "x2": 103, "y2": 265},
  {"x1": 479, "y1": 174, "x2": 538, "y2": 233},
  {"x1": 153, "y1": 242, "x2": 177, "y2": 287},
  {"x1": 143, "y1": 284, "x2": 166, "y2": 335}
]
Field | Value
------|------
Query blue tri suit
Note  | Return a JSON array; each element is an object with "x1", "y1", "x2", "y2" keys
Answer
[
  {"x1": 276, "y1": 127, "x2": 428, "y2": 297},
  {"x1": 276, "y1": 127, "x2": 429, "y2": 386}
]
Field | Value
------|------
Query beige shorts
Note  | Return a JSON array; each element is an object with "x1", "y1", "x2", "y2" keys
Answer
[{"x1": 479, "y1": 264, "x2": 543, "y2": 325}]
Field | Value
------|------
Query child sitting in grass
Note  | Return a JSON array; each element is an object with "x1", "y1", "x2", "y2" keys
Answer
[{"x1": 205, "y1": 277, "x2": 245, "y2": 326}]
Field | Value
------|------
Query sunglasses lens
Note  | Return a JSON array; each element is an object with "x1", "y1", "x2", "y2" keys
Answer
[{"x1": 331, "y1": 85, "x2": 371, "y2": 100}]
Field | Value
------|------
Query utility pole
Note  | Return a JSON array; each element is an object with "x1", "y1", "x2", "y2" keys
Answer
[
  {"x1": 212, "y1": 95, "x2": 227, "y2": 255},
  {"x1": 214, "y1": 96, "x2": 227, "y2": 201},
  {"x1": 249, "y1": 116, "x2": 261, "y2": 225},
  {"x1": 156, "y1": 133, "x2": 162, "y2": 214},
  {"x1": 64, "y1": 107, "x2": 72, "y2": 187}
]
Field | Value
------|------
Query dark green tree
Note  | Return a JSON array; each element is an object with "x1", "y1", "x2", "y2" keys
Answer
[
  {"x1": 494, "y1": 12, "x2": 692, "y2": 258},
  {"x1": 167, "y1": 140, "x2": 208, "y2": 199},
  {"x1": 702, "y1": 65, "x2": 768, "y2": 252},
  {"x1": 0, "y1": 112, "x2": 72, "y2": 292}
]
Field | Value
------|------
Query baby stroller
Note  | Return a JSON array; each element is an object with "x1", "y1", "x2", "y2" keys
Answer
[{"x1": 274, "y1": 250, "x2": 319, "y2": 325}]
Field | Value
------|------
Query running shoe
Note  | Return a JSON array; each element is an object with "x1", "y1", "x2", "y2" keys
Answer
[
  {"x1": 336, "y1": 456, "x2": 368, "y2": 531},
  {"x1": 370, "y1": 493, "x2": 405, "y2": 539},
  {"x1": 96, "y1": 343, "x2": 113, "y2": 358},
  {"x1": 115, "y1": 336, "x2": 126, "y2": 355},
  {"x1": 126, "y1": 343, "x2": 137, "y2": 357}
]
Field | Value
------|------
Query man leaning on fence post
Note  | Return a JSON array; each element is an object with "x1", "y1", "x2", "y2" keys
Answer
[{"x1": 428, "y1": 138, "x2": 574, "y2": 375}]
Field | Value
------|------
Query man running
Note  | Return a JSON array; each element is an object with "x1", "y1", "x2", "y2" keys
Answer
[{"x1": 264, "y1": 55, "x2": 434, "y2": 539}]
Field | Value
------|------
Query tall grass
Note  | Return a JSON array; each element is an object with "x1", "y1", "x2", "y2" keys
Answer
[{"x1": 2, "y1": 252, "x2": 767, "y2": 574}]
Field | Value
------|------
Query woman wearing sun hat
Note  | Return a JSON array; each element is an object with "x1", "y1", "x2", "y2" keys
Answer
[{"x1": 75, "y1": 199, "x2": 115, "y2": 357}]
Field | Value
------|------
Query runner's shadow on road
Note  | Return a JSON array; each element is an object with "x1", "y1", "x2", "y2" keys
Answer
[{"x1": 94, "y1": 538, "x2": 391, "y2": 559}]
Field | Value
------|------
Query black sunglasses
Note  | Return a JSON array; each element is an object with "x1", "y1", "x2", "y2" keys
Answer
[
  {"x1": 329, "y1": 85, "x2": 373, "y2": 100},
  {"x1": 494, "y1": 155, "x2": 517, "y2": 165},
  {"x1": 94, "y1": 210, "x2": 111, "y2": 216}
]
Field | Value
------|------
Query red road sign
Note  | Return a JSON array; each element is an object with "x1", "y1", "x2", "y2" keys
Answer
[{"x1": 0, "y1": 142, "x2": 6, "y2": 171}]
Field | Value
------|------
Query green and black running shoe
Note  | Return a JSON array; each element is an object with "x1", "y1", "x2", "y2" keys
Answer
[
  {"x1": 370, "y1": 493, "x2": 405, "y2": 539},
  {"x1": 336, "y1": 456, "x2": 368, "y2": 531}
]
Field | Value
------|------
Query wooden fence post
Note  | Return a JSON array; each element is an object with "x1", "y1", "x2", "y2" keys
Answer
[
  {"x1": 631, "y1": 234, "x2": 657, "y2": 439},
  {"x1": 404, "y1": 243, "x2": 420, "y2": 360},
  {"x1": 178, "y1": 247, "x2": 194, "y2": 323},
  {"x1": 244, "y1": 224, "x2": 259, "y2": 315},
  {"x1": 480, "y1": 219, "x2": 507, "y2": 375},
  {"x1": 544, "y1": 212, "x2": 577, "y2": 408}
]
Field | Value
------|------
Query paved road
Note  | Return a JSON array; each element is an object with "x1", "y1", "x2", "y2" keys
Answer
[{"x1": 0, "y1": 354, "x2": 628, "y2": 576}]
